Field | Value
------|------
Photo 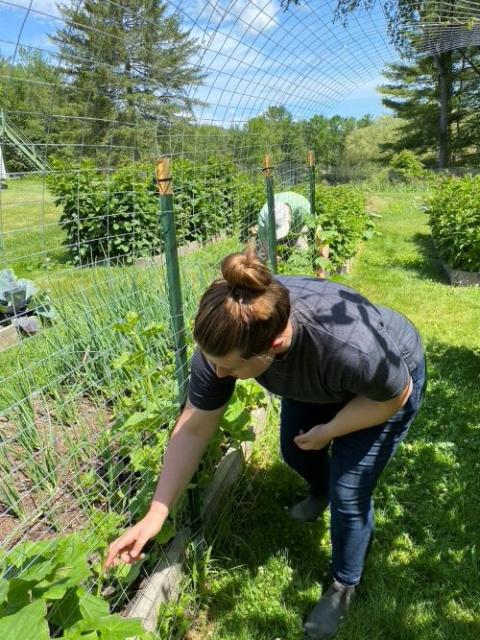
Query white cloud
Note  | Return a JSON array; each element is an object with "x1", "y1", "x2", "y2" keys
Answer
[
  {"x1": 235, "y1": 0, "x2": 280, "y2": 33},
  {"x1": 196, "y1": 30, "x2": 271, "y2": 73},
  {"x1": 190, "y1": 0, "x2": 281, "y2": 36},
  {"x1": 7, "y1": 0, "x2": 64, "y2": 17},
  {"x1": 32, "y1": 0, "x2": 62, "y2": 14}
]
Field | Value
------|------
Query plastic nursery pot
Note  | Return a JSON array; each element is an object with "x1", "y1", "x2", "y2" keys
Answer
[
  {"x1": 4, "y1": 284, "x2": 28, "y2": 315},
  {"x1": 442, "y1": 261, "x2": 480, "y2": 287}
]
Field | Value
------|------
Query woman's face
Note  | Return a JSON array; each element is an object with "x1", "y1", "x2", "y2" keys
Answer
[{"x1": 204, "y1": 349, "x2": 274, "y2": 380}]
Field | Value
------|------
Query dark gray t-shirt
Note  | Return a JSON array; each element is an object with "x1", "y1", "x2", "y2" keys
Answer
[{"x1": 188, "y1": 276, "x2": 424, "y2": 411}]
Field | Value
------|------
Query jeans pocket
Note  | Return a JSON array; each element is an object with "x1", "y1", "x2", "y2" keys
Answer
[
  {"x1": 410, "y1": 354, "x2": 425, "y2": 382},
  {"x1": 410, "y1": 355, "x2": 427, "y2": 400}
]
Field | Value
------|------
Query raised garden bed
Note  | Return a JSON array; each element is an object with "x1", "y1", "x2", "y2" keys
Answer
[
  {"x1": 426, "y1": 175, "x2": 480, "y2": 286},
  {"x1": 0, "y1": 324, "x2": 19, "y2": 352},
  {"x1": 125, "y1": 406, "x2": 266, "y2": 633},
  {"x1": 135, "y1": 232, "x2": 228, "y2": 268}
]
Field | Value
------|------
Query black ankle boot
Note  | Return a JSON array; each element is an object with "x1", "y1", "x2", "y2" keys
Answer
[
  {"x1": 288, "y1": 494, "x2": 329, "y2": 522},
  {"x1": 303, "y1": 580, "x2": 356, "y2": 638}
]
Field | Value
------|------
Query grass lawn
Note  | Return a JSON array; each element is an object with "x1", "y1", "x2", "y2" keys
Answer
[
  {"x1": 188, "y1": 190, "x2": 480, "y2": 639},
  {"x1": 0, "y1": 177, "x2": 68, "y2": 280}
]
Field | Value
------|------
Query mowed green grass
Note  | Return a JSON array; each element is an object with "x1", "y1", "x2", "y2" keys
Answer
[
  {"x1": 0, "y1": 177, "x2": 68, "y2": 281},
  {"x1": 189, "y1": 190, "x2": 480, "y2": 640}
]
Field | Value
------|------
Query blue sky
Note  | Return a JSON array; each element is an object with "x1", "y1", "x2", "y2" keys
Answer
[{"x1": 0, "y1": 0, "x2": 399, "y2": 124}]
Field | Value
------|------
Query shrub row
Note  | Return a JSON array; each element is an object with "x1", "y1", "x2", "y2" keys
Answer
[
  {"x1": 425, "y1": 175, "x2": 480, "y2": 272},
  {"x1": 48, "y1": 160, "x2": 265, "y2": 266},
  {"x1": 279, "y1": 184, "x2": 372, "y2": 277},
  {"x1": 315, "y1": 184, "x2": 373, "y2": 269},
  {"x1": 48, "y1": 158, "x2": 372, "y2": 271}
]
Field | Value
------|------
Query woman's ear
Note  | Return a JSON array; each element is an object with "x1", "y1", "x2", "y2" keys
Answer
[{"x1": 271, "y1": 336, "x2": 284, "y2": 351}]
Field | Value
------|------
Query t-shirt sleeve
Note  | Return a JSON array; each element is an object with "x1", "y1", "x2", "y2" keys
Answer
[
  {"x1": 331, "y1": 339, "x2": 410, "y2": 402},
  {"x1": 288, "y1": 195, "x2": 309, "y2": 229},
  {"x1": 257, "y1": 202, "x2": 268, "y2": 245},
  {"x1": 188, "y1": 349, "x2": 236, "y2": 410}
]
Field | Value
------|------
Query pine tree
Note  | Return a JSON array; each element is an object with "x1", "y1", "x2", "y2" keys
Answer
[
  {"x1": 334, "y1": 0, "x2": 480, "y2": 167},
  {"x1": 285, "y1": 1, "x2": 480, "y2": 167},
  {"x1": 379, "y1": 50, "x2": 480, "y2": 165},
  {"x1": 51, "y1": 0, "x2": 204, "y2": 163}
]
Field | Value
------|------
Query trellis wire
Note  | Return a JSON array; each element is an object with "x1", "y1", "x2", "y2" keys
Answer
[{"x1": 1, "y1": 1, "x2": 480, "y2": 636}]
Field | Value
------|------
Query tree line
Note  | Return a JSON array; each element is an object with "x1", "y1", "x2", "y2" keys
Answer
[
  {"x1": 285, "y1": 0, "x2": 480, "y2": 168},
  {"x1": 1, "y1": 0, "x2": 479, "y2": 173}
]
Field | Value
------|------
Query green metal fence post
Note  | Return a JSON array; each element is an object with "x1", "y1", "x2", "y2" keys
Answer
[
  {"x1": 307, "y1": 150, "x2": 329, "y2": 278},
  {"x1": 308, "y1": 150, "x2": 316, "y2": 218},
  {"x1": 262, "y1": 154, "x2": 277, "y2": 273},
  {"x1": 156, "y1": 158, "x2": 202, "y2": 530},
  {"x1": 156, "y1": 157, "x2": 188, "y2": 406}
]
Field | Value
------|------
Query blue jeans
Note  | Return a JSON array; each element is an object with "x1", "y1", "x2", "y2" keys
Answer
[{"x1": 280, "y1": 356, "x2": 427, "y2": 586}]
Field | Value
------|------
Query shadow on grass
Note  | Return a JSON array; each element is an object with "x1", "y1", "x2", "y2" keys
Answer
[
  {"x1": 199, "y1": 340, "x2": 480, "y2": 639},
  {"x1": 359, "y1": 340, "x2": 480, "y2": 639},
  {"x1": 401, "y1": 232, "x2": 450, "y2": 285}
]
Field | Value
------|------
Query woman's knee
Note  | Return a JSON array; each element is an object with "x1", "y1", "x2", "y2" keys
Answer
[{"x1": 330, "y1": 482, "x2": 373, "y2": 519}]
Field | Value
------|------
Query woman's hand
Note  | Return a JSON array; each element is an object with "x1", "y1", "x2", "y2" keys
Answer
[
  {"x1": 104, "y1": 507, "x2": 167, "y2": 569},
  {"x1": 294, "y1": 424, "x2": 333, "y2": 451}
]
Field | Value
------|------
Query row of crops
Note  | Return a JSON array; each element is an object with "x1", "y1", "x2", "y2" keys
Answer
[
  {"x1": 425, "y1": 174, "x2": 480, "y2": 273},
  {"x1": 0, "y1": 237, "x2": 271, "y2": 638}
]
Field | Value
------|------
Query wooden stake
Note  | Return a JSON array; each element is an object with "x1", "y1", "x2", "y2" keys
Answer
[
  {"x1": 262, "y1": 154, "x2": 273, "y2": 177},
  {"x1": 156, "y1": 157, "x2": 173, "y2": 196},
  {"x1": 308, "y1": 150, "x2": 315, "y2": 167}
]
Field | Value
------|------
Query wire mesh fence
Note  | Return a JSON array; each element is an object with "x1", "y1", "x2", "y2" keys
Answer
[{"x1": 1, "y1": 0, "x2": 480, "y2": 637}]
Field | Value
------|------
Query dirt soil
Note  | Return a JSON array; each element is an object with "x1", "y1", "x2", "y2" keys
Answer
[{"x1": 0, "y1": 393, "x2": 112, "y2": 551}]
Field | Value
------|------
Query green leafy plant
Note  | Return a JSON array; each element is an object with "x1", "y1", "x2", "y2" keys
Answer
[
  {"x1": 0, "y1": 534, "x2": 154, "y2": 639},
  {"x1": 48, "y1": 162, "x2": 159, "y2": 267},
  {"x1": 182, "y1": 378, "x2": 267, "y2": 499},
  {"x1": 172, "y1": 156, "x2": 265, "y2": 244},
  {"x1": 233, "y1": 172, "x2": 266, "y2": 243},
  {"x1": 283, "y1": 185, "x2": 373, "y2": 275},
  {"x1": 47, "y1": 158, "x2": 266, "y2": 267},
  {"x1": 220, "y1": 380, "x2": 266, "y2": 446},
  {"x1": 173, "y1": 157, "x2": 236, "y2": 244},
  {"x1": 278, "y1": 245, "x2": 315, "y2": 275},
  {"x1": 108, "y1": 311, "x2": 178, "y2": 520},
  {"x1": 389, "y1": 150, "x2": 426, "y2": 184},
  {"x1": 425, "y1": 175, "x2": 480, "y2": 271},
  {"x1": 315, "y1": 186, "x2": 372, "y2": 269}
]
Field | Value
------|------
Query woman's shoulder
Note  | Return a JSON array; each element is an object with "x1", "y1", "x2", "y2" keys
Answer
[
  {"x1": 280, "y1": 277, "x2": 381, "y2": 338},
  {"x1": 276, "y1": 274, "x2": 359, "y2": 301}
]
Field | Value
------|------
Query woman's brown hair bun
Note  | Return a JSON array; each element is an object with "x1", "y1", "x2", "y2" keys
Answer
[
  {"x1": 221, "y1": 243, "x2": 272, "y2": 292},
  {"x1": 194, "y1": 241, "x2": 289, "y2": 358}
]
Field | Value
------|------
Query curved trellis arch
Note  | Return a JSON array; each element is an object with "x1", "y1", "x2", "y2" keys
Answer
[{"x1": 0, "y1": 1, "x2": 479, "y2": 636}]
